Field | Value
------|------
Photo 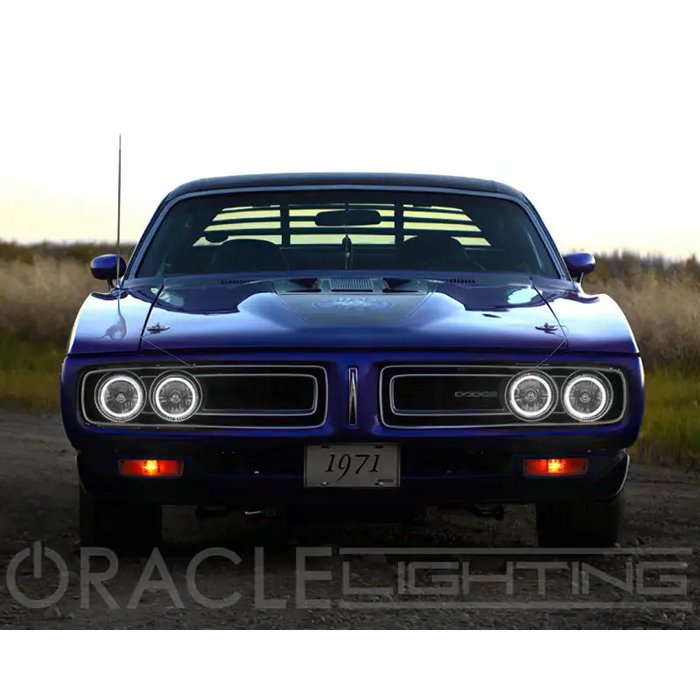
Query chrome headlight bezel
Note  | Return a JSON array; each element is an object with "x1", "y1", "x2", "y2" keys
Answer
[
  {"x1": 80, "y1": 364, "x2": 328, "y2": 429},
  {"x1": 94, "y1": 372, "x2": 146, "y2": 423},
  {"x1": 149, "y1": 372, "x2": 202, "y2": 423},
  {"x1": 562, "y1": 371, "x2": 614, "y2": 422},
  {"x1": 505, "y1": 371, "x2": 557, "y2": 422}
]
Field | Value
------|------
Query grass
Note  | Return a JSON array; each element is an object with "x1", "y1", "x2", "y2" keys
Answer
[
  {"x1": 0, "y1": 241, "x2": 699, "y2": 465},
  {"x1": 0, "y1": 335, "x2": 65, "y2": 411},
  {"x1": 632, "y1": 369, "x2": 700, "y2": 466},
  {"x1": 0, "y1": 256, "x2": 103, "y2": 346}
]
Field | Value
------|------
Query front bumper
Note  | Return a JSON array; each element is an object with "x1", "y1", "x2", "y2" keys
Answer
[
  {"x1": 77, "y1": 444, "x2": 630, "y2": 507},
  {"x1": 64, "y1": 349, "x2": 642, "y2": 508}
]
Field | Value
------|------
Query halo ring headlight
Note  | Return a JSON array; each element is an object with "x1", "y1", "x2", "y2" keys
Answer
[
  {"x1": 506, "y1": 371, "x2": 556, "y2": 421},
  {"x1": 95, "y1": 373, "x2": 145, "y2": 423},
  {"x1": 562, "y1": 372, "x2": 613, "y2": 422},
  {"x1": 151, "y1": 373, "x2": 201, "y2": 422}
]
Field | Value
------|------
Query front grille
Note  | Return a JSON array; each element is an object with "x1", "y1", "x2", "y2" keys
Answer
[
  {"x1": 202, "y1": 373, "x2": 317, "y2": 413},
  {"x1": 392, "y1": 374, "x2": 504, "y2": 413},
  {"x1": 81, "y1": 364, "x2": 327, "y2": 429},
  {"x1": 381, "y1": 364, "x2": 626, "y2": 428}
]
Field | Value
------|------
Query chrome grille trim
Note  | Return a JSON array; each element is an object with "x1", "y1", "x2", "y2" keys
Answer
[
  {"x1": 380, "y1": 364, "x2": 627, "y2": 429},
  {"x1": 348, "y1": 367, "x2": 358, "y2": 426},
  {"x1": 80, "y1": 364, "x2": 328, "y2": 429},
  {"x1": 389, "y1": 372, "x2": 512, "y2": 416},
  {"x1": 194, "y1": 372, "x2": 318, "y2": 416}
]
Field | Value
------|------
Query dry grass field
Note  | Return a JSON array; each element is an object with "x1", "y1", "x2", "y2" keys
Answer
[{"x1": 1, "y1": 242, "x2": 699, "y2": 463}]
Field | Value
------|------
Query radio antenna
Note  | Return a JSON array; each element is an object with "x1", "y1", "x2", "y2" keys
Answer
[{"x1": 116, "y1": 133, "x2": 122, "y2": 288}]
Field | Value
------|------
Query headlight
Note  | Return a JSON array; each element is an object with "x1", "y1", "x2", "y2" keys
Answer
[
  {"x1": 562, "y1": 372, "x2": 612, "y2": 422},
  {"x1": 95, "y1": 373, "x2": 145, "y2": 422},
  {"x1": 151, "y1": 373, "x2": 201, "y2": 422},
  {"x1": 506, "y1": 371, "x2": 556, "y2": 421}
]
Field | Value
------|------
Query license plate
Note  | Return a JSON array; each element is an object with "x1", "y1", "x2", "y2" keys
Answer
[{"x1": 304, "y1": 444, "x2": 400, "y2": 488}]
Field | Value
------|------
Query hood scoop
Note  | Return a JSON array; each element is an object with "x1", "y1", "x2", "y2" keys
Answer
[
  {"x1": 273, "y1": 277, "x2": 431, "y2": 295},
  {"x1": 328, "y1": 277, "x2": 374, "y2": 292},
  {"x1": 276, "y1": 277, "x2": 389, "y2": 294}
]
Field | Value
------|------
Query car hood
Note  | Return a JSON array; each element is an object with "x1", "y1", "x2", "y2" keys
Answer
[{"x1": 67, "y1": 277, "x2": 638, "y2": 355}]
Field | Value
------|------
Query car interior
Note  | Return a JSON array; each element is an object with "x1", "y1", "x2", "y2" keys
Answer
[
  {"x1": 134, "y1": 195, "x2": 558, "y2": 278},
  {"x1": 203, "y1": 234, "x2": 494, "y2": 274}
]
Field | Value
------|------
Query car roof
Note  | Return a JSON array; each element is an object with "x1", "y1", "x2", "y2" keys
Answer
[{"x1": 163, "y1": 172, "x2": 529, "y2": 204}]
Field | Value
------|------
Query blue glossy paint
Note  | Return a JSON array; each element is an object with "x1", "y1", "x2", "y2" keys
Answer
[
  {"x1": 563, "y1": 252, "x2": 596, "y2": 282},
  {"x1": 67, "y1": 286, "x2": 158, "y2": 354},
  {"x1": 142, "y1": 281, "x2": 567, "y2": 352},
  {"x1": 541, "y1": 288, "x2": 639, "y2": 354},
  {"x1": 61, "y1": 174, "x2": 645, "y2": 508},
  {"x1": 66, "y1": 278, "x2": 638, "y2": 356},
  {"x1": 90, "y1": 254, "x2": 126, "y2": 282}
]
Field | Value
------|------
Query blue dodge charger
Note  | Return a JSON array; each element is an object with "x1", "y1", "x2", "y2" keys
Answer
[{"x1": 61, "y1": 173, "x2": 644, "y2": 551}]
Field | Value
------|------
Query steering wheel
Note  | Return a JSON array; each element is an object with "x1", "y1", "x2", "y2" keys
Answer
[{"x1": 420, "y1": 246, "x2": 486, "y2": 272}]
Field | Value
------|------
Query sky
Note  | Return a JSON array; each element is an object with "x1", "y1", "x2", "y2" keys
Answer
[{"x1": 0, "y1": 1, "x2": 698, "y2": 257}]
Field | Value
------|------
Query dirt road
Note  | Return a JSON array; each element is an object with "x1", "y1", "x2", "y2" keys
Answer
[{"x1": 0, "y1": 410, "x2": 697, "y2": 629}]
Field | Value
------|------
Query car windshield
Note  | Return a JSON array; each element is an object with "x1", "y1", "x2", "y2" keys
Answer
[{"x1": 134, "y1": 190, "x2": 560, "y2": 279}]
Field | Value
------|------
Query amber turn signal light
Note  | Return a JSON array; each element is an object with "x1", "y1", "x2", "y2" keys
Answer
[
  {"x1": 523, "y1": 458, "x2": 588, "y2": 476},
  {"x1": 119, "y1": 459, "x2": 183, "y2": 477}
]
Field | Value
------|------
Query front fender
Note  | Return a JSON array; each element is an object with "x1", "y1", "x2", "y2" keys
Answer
[{"x1": 67, "y1": 286, "x2": 159, "y2": 355}]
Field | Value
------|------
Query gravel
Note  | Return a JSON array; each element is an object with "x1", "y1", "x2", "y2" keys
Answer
[{"x1": 0, "y1": 410, "x2": 697, "y2": 629}]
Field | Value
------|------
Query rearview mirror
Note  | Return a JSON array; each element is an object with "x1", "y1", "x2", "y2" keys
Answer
[
  {"x1": 563, "y1": 252, "x2": 595, "y2": 283},
  {"x1": 91, "y1": 254, "x2": 127, "y2": 286},
  {"x1": 315, "y1": 209, "x2": 382, "y2": 227}
]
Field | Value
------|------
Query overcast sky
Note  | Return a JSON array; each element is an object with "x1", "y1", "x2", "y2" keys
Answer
[{"x1": 1, "y1": 1, "x2": 698, "y2": 256}]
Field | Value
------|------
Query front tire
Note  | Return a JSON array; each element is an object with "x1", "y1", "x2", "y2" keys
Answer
[
  {"x1": 79, "y1": 487, "x2": 162, "y2": 554},
  {"x1": 536, "y1": 491, "x2": 624, "y2": 547}
]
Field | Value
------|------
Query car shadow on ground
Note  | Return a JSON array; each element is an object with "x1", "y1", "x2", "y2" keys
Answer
[{"x1": 159, "y1": 505, "x2": 535, "y2": 555}]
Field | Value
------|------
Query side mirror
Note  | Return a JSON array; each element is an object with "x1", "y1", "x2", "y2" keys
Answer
[
  {"x1": 90, "y1": 254, "x2": 127, "y2": 286},
  {"x1": 563, "y1": 252, "x2": 595, "y2": 283}
]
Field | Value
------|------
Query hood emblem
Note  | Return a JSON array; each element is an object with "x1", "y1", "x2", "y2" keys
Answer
[
  {"x1": 146, "y1": 323, "x2": 170, "y2": 334},
  {"x1": 535, "y1": 322, "x2": 559, "y2": 334}
]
